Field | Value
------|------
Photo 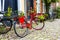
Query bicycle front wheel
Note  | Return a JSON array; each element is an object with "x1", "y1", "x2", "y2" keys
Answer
[{"x1": 14, "y1": 21, "x2": 28, "y2": 38}]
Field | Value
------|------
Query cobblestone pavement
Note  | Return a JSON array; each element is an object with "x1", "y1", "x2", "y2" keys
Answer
[{"x1": 0, "y1": 19, "x2": 60, "y2": 40}]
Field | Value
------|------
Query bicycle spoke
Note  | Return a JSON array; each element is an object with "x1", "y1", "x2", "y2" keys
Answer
[{"x1": 14, "y1": 22, "x2": 28, "y2": 38}]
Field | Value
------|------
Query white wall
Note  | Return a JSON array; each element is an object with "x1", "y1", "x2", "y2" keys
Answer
[
  {"x1": 24, "y1": 0, "x2": 27, "y2": 17},
  {"x1": 1, "y1": 0, "x2": 4, "y2": 11},
  {"x1": 17, "y1": 0, "x2": 24, "y2": 12},
  {"x1": 57, "y1": 2, "x2": 60, "y2": 7},
  {"x1": 0, "y1": 0, "x2": 4, "y2": 11},
  {"x1": 17, "y1": 0, "x2": 27, "y2": 17}
]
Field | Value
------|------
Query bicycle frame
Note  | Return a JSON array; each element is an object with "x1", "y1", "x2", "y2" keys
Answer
[{"x1": 17, "y1": 13, "x2": 43, "y2": 30}]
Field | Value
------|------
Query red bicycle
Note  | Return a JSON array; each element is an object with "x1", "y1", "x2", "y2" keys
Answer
[{"x1": 14, "y1": 13, "x2": 45, "y2": 38}]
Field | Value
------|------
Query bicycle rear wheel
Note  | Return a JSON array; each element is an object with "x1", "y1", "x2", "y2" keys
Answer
[
  {"x1": 14, "y1": 21, "x2": 28, "y2": 38},
  {"x1": 32, "y1": 20, "x2": 45, "y2": 30},
  {"x1": 0, "y1": 19, "x2": 12, "y2": 34}
]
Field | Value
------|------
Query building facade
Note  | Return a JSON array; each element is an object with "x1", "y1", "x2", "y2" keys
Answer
[{"x1": 0, "y1": 0, "x2": 45, "y2": 14}]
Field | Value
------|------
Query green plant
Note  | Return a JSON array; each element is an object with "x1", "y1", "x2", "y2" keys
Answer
[
  {"x1": 44, "y1": 13, "x2": 48, "y2": 18},
  {"x1": 0, "y1": 27, "x2": 6, "y2": 32},
  {"x1": 18, "y1": 11, "x2": 24, "y2": 17},
  {"x1": 38, "y1": 15, "x2": 45, "y2": 21},
  {"x1": 4, "y1": 6, "x2": 12, "y2": 17},
  {"x1": 56, "y1": 7, "x2": 60, "y2": 18}
]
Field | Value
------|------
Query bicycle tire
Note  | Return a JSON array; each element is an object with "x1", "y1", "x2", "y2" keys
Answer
[
  {"x1": 32, "y1": 20, "x2": 45, "y2": 30},
  {"x1": 0, "y1": 19, "x2": 12, "y2": 34},
  {"x1": 14, "y1": 21, "x2": 28, "y2": 38}
]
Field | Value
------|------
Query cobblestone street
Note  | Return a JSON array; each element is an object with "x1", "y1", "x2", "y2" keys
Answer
[{"x1": 0, "y1": 19, "x2": 60, "y2": 40}]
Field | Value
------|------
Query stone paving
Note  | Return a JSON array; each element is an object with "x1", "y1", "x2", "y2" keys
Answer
[{"x1": 0, "y1": 19, "x2": 60, "y2": 40}]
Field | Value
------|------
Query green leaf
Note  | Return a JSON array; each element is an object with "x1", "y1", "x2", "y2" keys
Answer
[
  {"x1": 38, "y1": 15, "x2": 45, "y2": 20},
  {"x1": 4, "y1": 6, "x2": 12, "y2": 17}
]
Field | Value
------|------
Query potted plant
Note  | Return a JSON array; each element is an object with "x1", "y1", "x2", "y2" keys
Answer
[
  {"x1": 4, "y1": 6, "x2": 12, "y2": 17},
  {"x1": 38, "y1": 14, "x2": 45, "y2": 22}
]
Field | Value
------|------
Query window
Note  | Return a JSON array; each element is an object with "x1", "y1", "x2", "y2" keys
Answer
[{"x1": 36, "y1": 0, "x2": 40, "y2": 13}]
